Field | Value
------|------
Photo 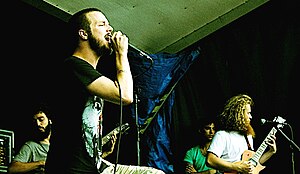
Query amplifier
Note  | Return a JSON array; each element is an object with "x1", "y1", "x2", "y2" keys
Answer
[{"x1": 0, "y1": 129, "x2": 14, "y2": 173}]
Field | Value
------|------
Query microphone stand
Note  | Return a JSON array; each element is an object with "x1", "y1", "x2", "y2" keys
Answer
[
  {"x1": 129, "y1": 44, "x2": 154, "y2": 166},
  {"x1": 275, "y1": 125, "x2": 300, "y2": 174},
  {"x1": 133, "y1": 88, "x2": 141, "y2": 166}
]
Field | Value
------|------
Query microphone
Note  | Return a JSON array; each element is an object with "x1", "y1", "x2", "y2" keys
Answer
[
  {"x1": 260, "y1": 118, "x2": 288, "y2": 125},
  {"x1": 109, "y1": 32, "x2": 152, "y2": 61},
  {"x1": 129, "y1": 44, "x2": 153, "y2": 61}
]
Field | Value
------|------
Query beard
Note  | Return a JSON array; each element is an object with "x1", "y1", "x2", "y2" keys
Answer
[
  {"x1": 33, "y1": 124, "x2": 51, "y2": 141},
  {"x1": 89, "y1": 34, "x2": 113, "y2": 58},
  {"x1": 246, "y1": 123, "x2": 256, "y2": 138}
]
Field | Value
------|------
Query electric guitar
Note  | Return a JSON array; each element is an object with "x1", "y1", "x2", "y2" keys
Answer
[
  {"x1": 224, "y1": 116, "x2": 286, "y2": 174},
  {"x1": 102, "y1": 123, "x2": 130, "y2": 145}
]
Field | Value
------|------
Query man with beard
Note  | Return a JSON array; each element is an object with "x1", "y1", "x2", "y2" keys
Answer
[
  {"x1": 8, "y1": 103, "x2": 52, "y2": 174},
  {"x1": 206, "y1": 94, "x2": 277, "y2": 174},
  {"x1": 183, "y1": 116, "x2": 217, "y2": 174},
  {"x1": 45, "y1": 8, "x2": 165, "y2": 174}
]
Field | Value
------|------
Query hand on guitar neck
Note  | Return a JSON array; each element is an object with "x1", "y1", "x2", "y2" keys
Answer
[
  {"x1": 101, "y1": 123, "x2": 130, "y2": 158},
  {"x1": 102, "y1": 123, "x2": 130, "y2": 145}
]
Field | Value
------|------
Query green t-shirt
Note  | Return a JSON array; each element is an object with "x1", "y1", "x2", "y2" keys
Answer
[{"x1": 183, "y1": 145, "x2": 213, "y2": 172}]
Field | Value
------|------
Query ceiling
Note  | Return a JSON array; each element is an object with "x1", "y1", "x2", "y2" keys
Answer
[{"x1": 22, "y1": 0, "x2": 270, "y2": 54}]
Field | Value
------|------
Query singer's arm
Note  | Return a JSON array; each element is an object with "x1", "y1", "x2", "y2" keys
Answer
[
  {"x1": 113, "y1": 31, "x2": 133, "y2": 105},
  {"x1": 87, "y1": 31, "x2": 133, "y2": 105}
]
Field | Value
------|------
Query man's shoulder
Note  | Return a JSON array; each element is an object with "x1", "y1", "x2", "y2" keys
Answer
[
  {"x1": 186, "y1": 145, "x2": 201, "y2": 153},
  {"x1": 216, "y1": 130, "x2": 240, "y2": 136},
  {"x1": 24, "y1": 140, "x2": 39, "y2": 147},
  {"x1": 215, "y1": 130, "x2": 227, "y2": 135}
]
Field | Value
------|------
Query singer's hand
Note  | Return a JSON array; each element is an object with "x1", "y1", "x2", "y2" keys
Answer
[{"x1": 112, "y1": 31, "x2": 128, "y2": 57}]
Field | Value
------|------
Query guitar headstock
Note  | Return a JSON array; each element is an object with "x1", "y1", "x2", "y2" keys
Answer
[
  {"x1": 273, "y1": 116, "x2": 286, "y2": 128},
  {"x1": 119, "y1": 123, "x2": 130, "y2": 133}
]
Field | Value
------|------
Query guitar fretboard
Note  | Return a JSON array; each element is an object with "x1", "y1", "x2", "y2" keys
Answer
[
  {"x1": 251, "y1": 127, "x2": 277, "y2": 163},
  {"x1": 102, "y1": 123, "x2": 129, "y2": 145}
]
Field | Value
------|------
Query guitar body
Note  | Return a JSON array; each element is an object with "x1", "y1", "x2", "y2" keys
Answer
[{"x1": 224, "y1": 150, "x2": 265, "y2": 174}]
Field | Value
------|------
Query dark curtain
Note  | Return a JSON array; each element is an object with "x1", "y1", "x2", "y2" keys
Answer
[
  {"x1": 127, "y1": 47, "x2": 201, "y2": 173},
  {"x1": 173, "y1": 1, "x2": 299, "y2": 174}
]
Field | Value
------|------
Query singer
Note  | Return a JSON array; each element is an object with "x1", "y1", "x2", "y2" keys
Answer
[
  {"x1": 45, "y1": 8, "x2": 165, "y2": 174},
  {"x1": 206, "y1": 94, "x2": 277, "y2": 174}
]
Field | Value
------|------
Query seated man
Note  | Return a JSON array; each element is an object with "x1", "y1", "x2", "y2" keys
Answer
[
  {"x1": 7, "y1": 103, "x2": 118, "y2": 174},
  {"x1": 8, "y1": 103, "x2": 52, "y2": 174},
  {"x1": 183, "y1": 117, "x2": 217, "y2": 174}
]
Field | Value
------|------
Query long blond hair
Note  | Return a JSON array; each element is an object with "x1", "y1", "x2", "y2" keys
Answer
[{"x1": 218, "y1": 94, "x2": 255, "y2": 137}]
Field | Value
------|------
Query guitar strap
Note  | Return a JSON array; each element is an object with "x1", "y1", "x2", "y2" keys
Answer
[{"x1": 244, "y1": 135, "x2": 253, "y2": 150}]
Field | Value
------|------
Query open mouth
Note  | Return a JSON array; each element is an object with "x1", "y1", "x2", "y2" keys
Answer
[
  {"x1": 105, "y1": 33, "x2": 112, "y2": 43},
  {"x1": 38, "y1": 128, "x2": 45, "y2": 132}
]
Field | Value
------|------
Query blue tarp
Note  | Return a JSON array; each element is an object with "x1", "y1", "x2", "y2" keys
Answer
[{"x1": 128, "y1": 46, "x2": 201, "y2": 173}]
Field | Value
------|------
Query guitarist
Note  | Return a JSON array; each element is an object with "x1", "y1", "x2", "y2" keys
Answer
[{"x1": 206, "y1": 94, "x2": 277, "y2": 174}]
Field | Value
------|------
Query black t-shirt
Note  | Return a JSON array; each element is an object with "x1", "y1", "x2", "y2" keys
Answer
[{"x1": 46, "y1": 56, "x2": 103, "y2": 174}]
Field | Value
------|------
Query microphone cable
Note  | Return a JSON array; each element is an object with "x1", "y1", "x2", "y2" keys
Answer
[{"x1": 113, "y1": 79, "x2": 123, "y2": 174}]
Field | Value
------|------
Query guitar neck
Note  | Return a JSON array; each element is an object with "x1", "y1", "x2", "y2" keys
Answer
[
  {"x1": 251, "y1": 127, "x2": 277, "y2": 163},
  {"x1": 102, "y1": 123, "x2": 129, "y2": 145},
  {"x1": 102, "y1": 129, "x2": 117, "y2": 145}
]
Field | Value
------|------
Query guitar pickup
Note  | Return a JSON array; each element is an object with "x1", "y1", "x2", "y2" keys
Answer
[{"x1": 249, "y1": 158, "x2": 258, "y2": 167}]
